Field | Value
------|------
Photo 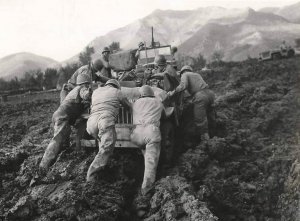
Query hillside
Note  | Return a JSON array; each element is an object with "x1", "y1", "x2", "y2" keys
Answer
[
  {"x1": 68, "y1": 7, "x2": 258, "y2": 62},
  {"x1": 0, "y1": 52, "x2": 58, "y2": 80},
  {"x1": 0, "y1": 57, "x2": 299, "y2": 220},
  {"x1": 260, "y1": 2, "x2": 300, "y2": 23},
  {"x1": 179, "y1": 9, "x2": 300, "y2": 60},
  {"x1": 64, "y1": 2, "x2": 300, "y2": 63}
]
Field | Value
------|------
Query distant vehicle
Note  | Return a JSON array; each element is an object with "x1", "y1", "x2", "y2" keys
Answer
[
  {"x1": 294, "y1": 47, "x2": 300, "y2": 56},
  {"x1": 259, "y1": 46, "x2": 295, "y2": 61},
  {"x1": 294, "y1": 38, "x2": 300, "y2": 56}
]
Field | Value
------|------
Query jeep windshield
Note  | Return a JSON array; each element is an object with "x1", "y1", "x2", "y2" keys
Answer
[{"x1": 138, "y1": 45, "x2": 172, "y2": 66}]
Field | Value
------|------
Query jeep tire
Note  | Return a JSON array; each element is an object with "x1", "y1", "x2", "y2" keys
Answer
[{"x1": 272, "y1": 53, "x2": 281, "y2": 60}]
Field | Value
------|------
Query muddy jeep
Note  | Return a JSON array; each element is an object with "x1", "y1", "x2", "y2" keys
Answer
[
  {"x1": 109, "y1": 42, "x2": 175, "y2": 83},
  {"x1": 259, "y1": 47, "x2": 295, "y2": 61},
  {"x1": 76, "y1": 86, "x2": 178, "y2": 163}
]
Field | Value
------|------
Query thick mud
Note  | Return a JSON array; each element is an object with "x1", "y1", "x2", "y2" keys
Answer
[{"x1": 0, "y1": 57, "x2": 299, "y2": 220}]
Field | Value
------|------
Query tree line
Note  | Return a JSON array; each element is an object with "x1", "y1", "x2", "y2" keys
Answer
[
  {"x1": 0, "y1": 41, "x2": 124, "y2": 94},
  {"x1": 0, "y1": 41, "x2": 225, "y2": 94},
  {"x1": 0, "y1": 46, "x2": 95, "y2": 94}
]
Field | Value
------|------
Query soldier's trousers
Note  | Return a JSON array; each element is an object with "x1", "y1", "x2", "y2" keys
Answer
[
  {"x1": 39, "y1": 119, "x2": 71, "y2": 170},
  {"x1": 193, "y1": 89, "x2": 216, "y2": 137},
  {"x1": 60, "y1": 86, "x2": 69, "y2": 104},
  {"x1": 131, "y1": 124, "x2": 161, "y2": 195},
  {"x1": 86, "y1": 114, "x2": 116, "y2": 181}
]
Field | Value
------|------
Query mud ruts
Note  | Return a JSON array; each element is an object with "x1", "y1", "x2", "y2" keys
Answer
[{"x1": 0, "y1": 57, "x2": 299, "y2": 220}]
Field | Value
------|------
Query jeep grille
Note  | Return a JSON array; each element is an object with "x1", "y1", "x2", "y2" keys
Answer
[{"x1": 117, "y1": 107, "x2": 133, "y2": 124}]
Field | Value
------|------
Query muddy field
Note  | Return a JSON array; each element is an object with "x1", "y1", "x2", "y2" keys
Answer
[{"x1": 0, "y1": 57, "x2": 299, "y2": 221}]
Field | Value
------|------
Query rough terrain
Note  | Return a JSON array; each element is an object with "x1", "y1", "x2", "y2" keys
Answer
[{"x1": 0, "y1": 57, "x2": 299, "y2": 220}]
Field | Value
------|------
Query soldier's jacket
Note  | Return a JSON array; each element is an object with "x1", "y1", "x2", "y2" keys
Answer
[
  {"x1": 67, "y1": 64, "x2": 110, "y2": 90},
  {"x1": 53, "y1": 85, "x2": 91, "y2": 125},
  {"x1": 89, "y1": 86, "x2": 128, "y2": 125},
  {"x1": 132, "y1": 97, "x2": 164, "y2": 127},
  {"x1": 100, "y1": 55, "x2": 112, "y2": 79},
  {"x1": 152, "y1": 64, "x2": 180, "y2": 91},
  {"x1": 175, "y1": 71, "x2": 208, "y2": 95}
]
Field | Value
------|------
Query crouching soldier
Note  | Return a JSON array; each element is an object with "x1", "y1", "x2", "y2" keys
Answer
[
  {"x1": 130, "y1": 85, "x2": 164, "y2": 216},
  {"x1": 167, "y1": 65, "x2": 216, "y2": 140},
  {"x1": 60, "y1": 58, "x2": 107, "y2": 103},
  {"x1": 39, "y1": 74, "x2": 92, "y2": 172},
  {"x1": 86, "y1": 79, "x2": 131, "y2": 182}
]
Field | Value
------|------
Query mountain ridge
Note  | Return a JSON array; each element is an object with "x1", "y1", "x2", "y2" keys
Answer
[
  {"x1": 75, "y1": 4, "x2": 300, "y2": 62},
  {"x1": 1, "y1": 2, "x2": 300, "y2": 79},
  {"x1": 0, "y1": 52, "x2": 58, "y2": 80},
  {"x1": 260, "y1": 2, "x2": 300, "y2": 23}
]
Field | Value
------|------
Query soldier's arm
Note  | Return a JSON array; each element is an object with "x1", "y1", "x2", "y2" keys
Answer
[
  {"x1": 168, "y1": 74, "x2": 187, "y2": 97},
  {"x1": 95, "y1": 71, "x2": 110, "y2": 83},
  {"x1": 176, "y1": 73, "x2": 188, "y2": 92},
  {"x1": 67, "y1": 70, "x2": 79, "y2": 88},
  {"x1": 79, "y1": 86, "x2": 92, "y2": 102},
  {"x1": 101, "y1": 57, "x2": 110, "y2": 68},
  {"x1": 160, "y1": 102, "x2": 167, "y2": 119},
  {"x1": 118, "y1": 91, "x2": 132, "y2": 110},
  {"x1": 135, "y1": 50, "x2": 140, "y2": 60},
  {"x1": 151, "y1": 71, "x2": 165, "y2": 78}
]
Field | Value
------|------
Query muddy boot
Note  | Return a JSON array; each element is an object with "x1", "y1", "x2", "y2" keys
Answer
[
  {"x1": 29, "y1": 167, "x2": 47, "y2": 187},
  {"x1": 201, "y1": 133, "x2": 210, "y2": 141},
  {"x1": 134, "y1": 194, "x2": 150, "y2": 218},
  {"x1": 133, "y1": 188, "x2": 153, "y2": 218},
  {"x1": 86, "y1": 166, "x2": 106, "y2": 183}
]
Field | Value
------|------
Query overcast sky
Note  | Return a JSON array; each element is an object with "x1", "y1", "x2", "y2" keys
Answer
[{"x1": 0, "y1": 0, "x2": 298, "y2": 61}]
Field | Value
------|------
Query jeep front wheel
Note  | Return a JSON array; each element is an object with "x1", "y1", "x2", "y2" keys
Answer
[
  {"x1": 287, "y1": 49, "x2": 295, "y2": 58},
  {"x1": 272, "y1": 53, "x2": 281, "y2": 60}
]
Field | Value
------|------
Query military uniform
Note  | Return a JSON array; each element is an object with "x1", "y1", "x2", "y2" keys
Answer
[
  {"x1": 40, "y1": 85, "x2": 91, "y2": 170},
  {"x1": 131, "y1": 96, "x2": 163, "y2": 194},
  {"x1": 86, "y1": 83, "x2": 130, "y2": 181},
  {"x1": 173, "y1": 70, "x2": 216, "y2": 137}
]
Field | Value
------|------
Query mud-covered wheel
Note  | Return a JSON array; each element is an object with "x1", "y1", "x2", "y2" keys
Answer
[
  {"x1": 272, "y1": 53, "x2": 281, "y2": 60},
  {"x1": 160, "y1": 120, "x2": 175, "y2": 164},
  {"x1": 287, "y1": 49, "x2": 295, "y2": 58}
]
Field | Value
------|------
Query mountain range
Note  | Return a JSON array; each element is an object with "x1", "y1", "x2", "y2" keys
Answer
[
  {"x1": 1, "y1": 1, "x2": 300, "y2": 80},
  {"x1": 0, "y1": 52, "x2": 58, "y2": 80},
  {"x1": 81, "y1": 2, "x2": 300, "y2": 62},
  {"x1": 259, "y1": 2, "x2": 300, "y2": 23}
]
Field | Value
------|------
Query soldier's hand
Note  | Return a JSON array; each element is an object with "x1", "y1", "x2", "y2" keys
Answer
[
  {"x1": 167, "y1": 90, "x2": 175, "y2": 97},
  {"x1": 63, "y1": 83, "x2": 69, "y2": 90}
]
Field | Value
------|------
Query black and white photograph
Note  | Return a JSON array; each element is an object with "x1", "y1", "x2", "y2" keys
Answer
[{"x1": 0, "y1": 0, "x2": 299, "y2": 220}]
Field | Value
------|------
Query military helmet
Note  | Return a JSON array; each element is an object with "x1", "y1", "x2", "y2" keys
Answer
[
  {"x1": 91, "y1": 59, "x2": 104, "y2": 72},
  {"x1": 180, "y1": 65, "x2": 193, "y2": 74},
  {"x1": 138, "y1": 42, "x2": 144, "y2": 47},
  {"x1": 154, "y1": 54, "x2": 166, "y2": 66},
  {"x1": 77, "y1": 74, "x2": 91, "y2": 85},
  {"x1": 102, "y1": 47, "x2": 110, "y2": 54},
  {"x1": 171, "y1": 46, "x2": 178, "y2": 54},
  {"x1": 105, "y1": 79, "x2": 121, "y2": 89},
  {"x1": 139, "y1": 85, "x2": 154, "y2": 97}
]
